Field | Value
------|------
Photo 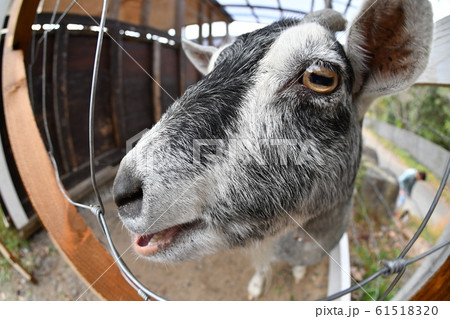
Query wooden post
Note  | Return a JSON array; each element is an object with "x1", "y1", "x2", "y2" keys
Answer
[
  {"x1": 225, "y1": 21, "x2": 229, "y2": 43},
  {"x1": 152, "y1": 41, "x2": 162, "y2": 122},
  {"x1": 52, "y1": 24, "x2": 77, "y2": 171},
  {"x1": 2, "y1": 0, "x2": 140, "y2": 300},
  {"x1": 198, "y1": 0, "x2": 205, "y2": 44},
  {"x1": 140, "y1": 0, "x2": 152, "y2": 26},
  {"x1": 208, "y1": 4, "x2": 213, "y2": 46},
  {"x1": 110, "y1": 24, "x2": 126, "y2": 148},
  {"x1": 176, "y1": 0, "x2": 186, "y2": 94},
  {"x1": 108, "y1": 0, "x2": 121, "y2": 20},
  {"x1": 175, "y1": 0, "x2": 186, "y2": 38}
]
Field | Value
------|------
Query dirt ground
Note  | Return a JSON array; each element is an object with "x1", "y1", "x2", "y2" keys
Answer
[
  {"x1": 0, "y1": 195, "x2": 329, "y2": 301},
  {"x1": 0, "y1": 229, "x2": 99, "y2": 301}
]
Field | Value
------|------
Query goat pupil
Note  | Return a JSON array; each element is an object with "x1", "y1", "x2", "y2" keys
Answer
[{"x1": 310, "y1": 73, "x2": 334, "y2": 86}]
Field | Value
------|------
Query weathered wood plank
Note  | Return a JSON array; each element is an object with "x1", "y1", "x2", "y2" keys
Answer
[
  {"x1": 2, "y1": 0, "x2": 140, "y2": 301},
  {"x1": 152, "y1": 40, "x2": 162, "y2": 122},
  {"x1": 175, "y1": 0, "x2": 186, "y2": 38},
  {"x1": 207, "y1": 4, "x2": 213, "y2": 45},
  {"x1": 118, "y1": 0, "x2": 141, "y2": 25},
  {"x1": 198, "y1": 0, "x2": 205, "y2": 44},
  {"x1": 160, "y1": 45, "x2": 180, "y2": 111},
  {"x1": 41, "y1": 0, "x2": 232, "y2": 31},
  {"x1": 42, "y1": 0, "x2": 105, "y2": 19},
  {"x1": 52, "y1": 26, "x2": 71, "y2": 173},
  {"x1": 108, "y1": 0, "x2": 121, "y2": 20},
  {"x1": 57, "y1": 27, "x2": 78, "y2": 169},
  {"x1": 120, "y1": 39, "x2": 154, "y2": 137},
  {"x1": 176, "y1": 0, "x2": 186, "y2": 94},
  {"x1": 141, "y1": 0, "x2": 152, "y2": 26},
  {"x1": 109, "y1": 25, "x2": 126, "y2": 148}
]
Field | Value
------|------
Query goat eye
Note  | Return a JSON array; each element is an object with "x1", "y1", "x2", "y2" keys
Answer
[{"x1": 302, "y1": 66, "x2": 338, "y2": 93}]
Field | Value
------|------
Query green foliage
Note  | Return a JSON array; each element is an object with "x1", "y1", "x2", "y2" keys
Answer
[
  {"x1": 351, "y1": 163, "x2": 420, "y2": 301},
  {"x1": 368, "y1": 86, "x2": 450, "y2": 149},
  {"x1": 0, "y1": 206, "x2": 31, "y2": 283}
]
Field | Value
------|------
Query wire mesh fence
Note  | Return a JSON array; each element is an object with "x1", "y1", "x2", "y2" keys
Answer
[{"x1": 23, "y1": 0, "x2": 450, "y2": 301}]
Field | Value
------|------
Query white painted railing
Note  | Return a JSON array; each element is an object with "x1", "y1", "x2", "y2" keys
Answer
[{"x1": 327, "y1": 232, "x2": 351, "y2": 301}]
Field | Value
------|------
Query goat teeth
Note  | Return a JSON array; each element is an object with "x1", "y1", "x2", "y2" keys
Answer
[{"x1": 149, "y1": 232, "x2": 165, "y2": 243}]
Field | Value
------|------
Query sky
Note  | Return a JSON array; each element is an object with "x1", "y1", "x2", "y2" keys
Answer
[
  {"x1": 429, "y1": 0, "x2": 450, "y2": 22},
  {"x1": 185, "y1": 0, "x2": 450, "y2": 40}
]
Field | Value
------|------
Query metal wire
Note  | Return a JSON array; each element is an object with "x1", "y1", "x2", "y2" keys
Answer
[
  {"x1": 85, "y1": 0, "x2": 166, "y2": 301},
  {"x1": 88, "y1": 0, "x2": 108, "y2": 215},
  {"x1": 398, "y1": 157, "x2": 450, "y2": 259},
  {"x1": 38, "y1": 0, "x2": 92, "y2": 212},
  {"x1": 36, "y1": 0, "x2": 94, "y2": 213},
  {"x1": 322, "y1": 238, "x2": 450, "y2": 301},
  {"x1": 323, "y1": 157, "x2": 450, "y2": 301},
  {"x1": 379, "y1": 156, "x2": 450, "y2": 300},
  {"x1": 96, "y1": 209, "x2": 165, "y2": 301},
  {"x1": 32, "y1": 0, "x2": 77, "y2": 65},
  {"x1": 32, "y1": 0, "x2": 450, "y2": 302},
  {"x1": 31, "y1": 0, "x2": 165, "y2": 301}
]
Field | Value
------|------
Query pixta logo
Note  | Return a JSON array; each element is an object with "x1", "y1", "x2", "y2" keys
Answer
[{"x1": 126, "y1": 129, "x2": 149, "y2": 153}]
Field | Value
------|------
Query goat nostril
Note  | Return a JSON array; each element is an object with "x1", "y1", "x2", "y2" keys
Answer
[
  {"x1": 115, "y1": 188, "x2": 143, "y2": 220},
  {"x1": 113, "y1": 175, "x2": 144, "y2": 219},
  {"x1": 115, "y1": 188, "x2": 143, "y2": 207},
  {"x1": 113, "y1": 169, "x2": 143, "y2": 208}
]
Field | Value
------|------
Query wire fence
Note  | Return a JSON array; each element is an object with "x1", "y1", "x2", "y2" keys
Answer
[{"x1": 24, "y1": 0, "x2": 450, "y2": 301}]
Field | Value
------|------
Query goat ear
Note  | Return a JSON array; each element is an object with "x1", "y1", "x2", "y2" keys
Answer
[
  {"x1": 345, "y1": 0, "x2": 433, "y2": 120},
  {"x1": 182, "y1": 39, "x2": 218, "y2": 75},
  {"x1": 303, "y1": 9, "x2": 347, "y2": 33}
]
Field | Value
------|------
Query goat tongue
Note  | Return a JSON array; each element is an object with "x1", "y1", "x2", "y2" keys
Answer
[
  {"x1": 136, "y1": 233, "x2": 154, "y2": 247},
  {"x1": 134, "y1": 226, "x2": 180, "y2": 255}
]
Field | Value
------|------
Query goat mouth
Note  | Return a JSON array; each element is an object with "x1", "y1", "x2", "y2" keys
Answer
[{"x1": 133, "y1": 220, "x2": 200, "y2": 255}]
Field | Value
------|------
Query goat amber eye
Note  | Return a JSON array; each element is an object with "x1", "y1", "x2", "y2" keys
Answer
[{"x1": 302, "y1": 66, "x2": 338, "y2": 93}]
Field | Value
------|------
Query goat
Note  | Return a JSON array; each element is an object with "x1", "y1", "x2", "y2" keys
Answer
[{"x1": 113, "y1": 0, "x2": 433, "y2": 299}]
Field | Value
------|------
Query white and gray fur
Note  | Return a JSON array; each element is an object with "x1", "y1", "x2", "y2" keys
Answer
[{"x1": 113, "y1": 0, "x2": 433, "y2": 298}]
